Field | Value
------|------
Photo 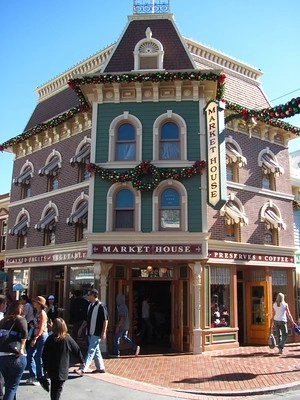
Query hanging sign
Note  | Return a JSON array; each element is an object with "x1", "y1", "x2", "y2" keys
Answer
[{"x1": 205, "y1": 100, "x2": 227, "y2": 209}]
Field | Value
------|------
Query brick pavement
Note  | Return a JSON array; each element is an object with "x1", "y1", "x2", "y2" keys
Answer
[{"x1": 85, "y1": 343, "x2": 300, "y2": 397}]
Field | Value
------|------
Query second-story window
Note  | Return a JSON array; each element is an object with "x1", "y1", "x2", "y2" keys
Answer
[
  {"x1": 114, "y1": 189, "x2": 134, "y2": 230},
  {"x1": 160, "y1": 188, "x2": 180, "y2": 230},
  {"x1": 8, "y1": 214, "x2": 29, "y2": 249},
  {"x1": 35, "y1": 208, "x2": 57, "y2": 246},
  {"x1": 260, "y1": 202, "x2": 286, "y2": 246},
  {"x1": 67, "y1": 201, "x2": 88, "y2": 242}
]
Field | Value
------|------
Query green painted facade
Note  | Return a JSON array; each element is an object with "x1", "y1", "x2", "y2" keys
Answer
[{"x1": 93, "y1": 101, "x2": 204, "y2": 233}]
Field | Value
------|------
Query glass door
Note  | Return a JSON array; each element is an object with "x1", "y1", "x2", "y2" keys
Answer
[{"x1": 246, "y1": 281, "x2": 270, "y2": 345}]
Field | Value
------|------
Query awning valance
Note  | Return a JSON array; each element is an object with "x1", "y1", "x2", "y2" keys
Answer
[
  {"x1": 261, "y1": 153, "x2": 284, "y2": 176},
  {"x1": 8, "y1": 217, "x2": 28, "y2": 236},
  {"x1": 226, "y1": 143, "x2": 247, "y2": 166},
  {"x1": 224, "y1": 201, "x2": 248, "y2": 226},
  {"x1": 70, "y1": 146, "x2": 90, "y2": 166},
  {"x1": 13, "y1": 168, "x2": 32, "y2": 186},
  {"x1": 35, "y1": 210, "x2": 57, "y2": 231},
  {"x1": 67, "y1": 203, "x2": 88, "y2": 225},
  {"x1": 263, "y1": 208, "x2": 286, "y2": 230},
  {"x1": 39, "y1": 157, "x2": 60, "y2": 176}
]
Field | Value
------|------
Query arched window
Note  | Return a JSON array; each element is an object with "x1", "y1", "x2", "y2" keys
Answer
[
  {"x1": 8, "y1": 210, "x2": 29, "y2": 249},
  {"x1": 258, "y1": 148, "x2": 283, "y2": 191},
  {"x1": 13, "y1": 162, "x2": 34, "y2": 199},
  {"x1": 160, "y1": 188, "x2": 180, "y2": 230},
  {"x1": 260, "y1": 201, "x2": 286, "y2": 245},
  {"x1": 153, "y1": 181, "x2": 187, "y2": 232},
  {"x1": 153, "y1": 112, "x2": 187, "y2": 162},
  {"x1": 35, "y1": 204, "x2": 58, "y2": 246},
  {"x1": 114, "y1": 189, "x2": 134, "y2": 230},
  {"x1": 39, "y1": 151, "x2": 62, "y2": 192},
  {"x1": 67, "y1": 196, "x2": 88, "y2": 241},
  {"x1": 70, "y1": 138, "x2": 91, "y2": 183},
  {"x1": 116, "y1": 123, "x2": 136, "y2": 161},
  {"x1": 226, "y1": 138, "x2": 247, "y2": 182},
  {"x1": 160, "y1": 122, "x2": 180, "y2": 160},
  {"x1": 133, "y1": 27, "x2": 164, "y2": 71},
  {"x1": 220, "y1": 195, "x2": 248, "y2": 242},
  {"x1": 108, "y1": 113, "x2": 142, "y2": 163}
]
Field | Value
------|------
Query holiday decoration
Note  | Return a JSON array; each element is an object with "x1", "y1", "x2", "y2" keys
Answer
[
  {"x1": 87, "y1": 160, "x2": 206, "y2": 192},
  {"x1": 1, "y1": 72, "x2": 300, "y2": 152}
]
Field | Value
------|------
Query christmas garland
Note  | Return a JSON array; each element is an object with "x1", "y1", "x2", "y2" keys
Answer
[
  {"x1": 293, "y1": 200, "x2": 300, "y2": 210},
  {"x1": 225, "y1": 98, "x2": 300, "y2": 135},
  {"x1": 87, "y1": 160, "x2": 206, "y2": 191},
  {"x1": 1, "y1": 72, "x2": 300, "y2": 151},
  {"x1": 68, "y1": 71, "x2": 226, "y2": 101}
]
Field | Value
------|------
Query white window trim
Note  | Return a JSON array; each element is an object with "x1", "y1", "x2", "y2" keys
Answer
[
  {"x1": 153, "y1": 111, "x2": 187, "y2": 162},
  {"x1": 106, "y1": 183, "x2": 141, "y2": 232},
  {"x1": 152, "y1": 180, "x2": 187, "y2": 232},
  {"x1": 108, "y1": 112, "x2": 142, "y2": 163}
]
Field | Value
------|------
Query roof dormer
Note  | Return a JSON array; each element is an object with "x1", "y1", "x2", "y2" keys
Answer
[{"x1": 133, "y1": 27, "x2": 164, "y2": 71}]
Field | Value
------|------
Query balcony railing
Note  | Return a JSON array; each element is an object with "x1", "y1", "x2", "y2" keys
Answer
[{"x1": 133, "y1": 0, "x2": 170, "y2": 14}]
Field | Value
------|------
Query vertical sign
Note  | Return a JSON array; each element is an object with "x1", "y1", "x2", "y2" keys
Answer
[{"x1": 205, "y1": 100, "x2": 226, "y2": 209}]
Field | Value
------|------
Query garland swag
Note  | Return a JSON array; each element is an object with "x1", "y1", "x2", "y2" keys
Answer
[{"x1": 87, "y1": 160, "x2": 206, "y2": 192}]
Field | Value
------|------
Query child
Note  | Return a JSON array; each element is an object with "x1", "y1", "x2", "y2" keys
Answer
[{"x1": 42, "y1": 317, "x2": 84, "y2": 399}]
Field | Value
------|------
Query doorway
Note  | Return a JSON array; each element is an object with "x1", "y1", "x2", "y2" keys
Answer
[{"x1": 133, "y1": 281, "x2": 171, "y2": 351}]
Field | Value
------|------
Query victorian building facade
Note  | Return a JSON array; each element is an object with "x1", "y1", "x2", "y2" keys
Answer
[{"x1": 2, "y1": 1, "x2": 300, "y2": 353}]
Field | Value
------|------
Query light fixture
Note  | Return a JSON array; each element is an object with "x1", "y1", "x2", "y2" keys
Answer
[{"x1": 147, "y1": 265, "x2": 153, "y2": 272}]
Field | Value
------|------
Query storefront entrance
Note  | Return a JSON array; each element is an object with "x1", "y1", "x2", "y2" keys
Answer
[
  {"x1": 246, "y1": 281, "x2": 270, "y2": 345},
  {"x1": 133, "y1": 281, "x2": 171, "y2": 351}
]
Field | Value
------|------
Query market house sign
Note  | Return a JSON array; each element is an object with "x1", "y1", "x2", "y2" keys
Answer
[
  {"x1": 92, "y1": 244, "x2": 202, "y2": 255},
  {"x1": 205, "y1": 100, "x2": 226, "y2": 209}
]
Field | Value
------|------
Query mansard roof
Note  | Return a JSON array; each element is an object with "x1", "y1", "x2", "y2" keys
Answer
[
  {"x1": 24, "y1": 87, "x2": 79, "y2": 131},
  {"x1": 102, "y1": 16, "x2": 195, "y2": 73}
]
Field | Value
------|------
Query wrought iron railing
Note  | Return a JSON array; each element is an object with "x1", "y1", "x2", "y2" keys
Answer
[{"x1": 133, "y1": 0, "x2": 170, "y2": 14}]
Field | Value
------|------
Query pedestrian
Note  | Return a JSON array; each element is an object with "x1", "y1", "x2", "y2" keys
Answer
[
  {"x1": 74, "y1": 288, "x2": 108, "y2": 375},
  {"x1": 69, "y1": 290, "x2": 88, "y2": 342},
  {"x1": 271, "y1": 292, "x2": 295, "y2": 354},
  {"x1": 26, "y1": 296, "x2": 48, "y2": 385},
  {"x1": 42, "y1": 317, "x2": 85, "y2": 400},
  {"x1": 0, "y1": 300, "x2": 27, "y2": 400},
  {"x1": 0, "y1": 296, "x2": 6, "y2": 320},
  {"x1": 46, "y1": 295, "x2": 59, "y2": 323},
  {"x1": 140, "y1": 295, "x2": 152, "y2": 344},
  {"x1": 20, "y1": 295, "x2": 34, "y2": 326},
  {"x1": 110, "y1": 294, "x2": 140, "y2": 358}
]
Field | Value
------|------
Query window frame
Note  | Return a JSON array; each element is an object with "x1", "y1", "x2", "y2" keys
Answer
[
  {"x1": 153, "y1": 111, "x2": 187, "y2": 163},
  {"x1": 153, "y1": 181, "x2": 187, "y2": 232}
]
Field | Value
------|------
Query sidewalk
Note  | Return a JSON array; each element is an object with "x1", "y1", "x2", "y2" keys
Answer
[{"x1": 92, "y1": 343, "x2": 300, "y2": 397}]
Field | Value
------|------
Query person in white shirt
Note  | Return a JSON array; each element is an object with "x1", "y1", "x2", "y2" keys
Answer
[{"x1": 271, "y1": 292, "x2": 295, "y2": 355}]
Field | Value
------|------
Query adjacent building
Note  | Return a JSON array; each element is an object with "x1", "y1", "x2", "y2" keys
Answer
[{"x1": 2, "y1": 1, "x2": 300, "y2": 353}]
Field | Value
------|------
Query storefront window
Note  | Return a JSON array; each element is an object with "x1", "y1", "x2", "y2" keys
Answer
[
  {"x1": 69, "y1": 266, "x2": 94, "y2": 296},
  {"x1": 210, "y1": 267, "x2": 231, "y2": 328},
  {"x1": 271, "y1": 269, "x2": 288, "y2": 302}
]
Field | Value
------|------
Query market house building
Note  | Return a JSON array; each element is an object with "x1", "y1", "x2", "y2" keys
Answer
[{"x1": 2, "y1": 0, "x2": 300, "y2": 353}]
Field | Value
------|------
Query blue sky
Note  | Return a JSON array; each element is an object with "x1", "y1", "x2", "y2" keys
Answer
[{"x1": 1, "y1": 0, "x2": 300, "y2": 194}]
